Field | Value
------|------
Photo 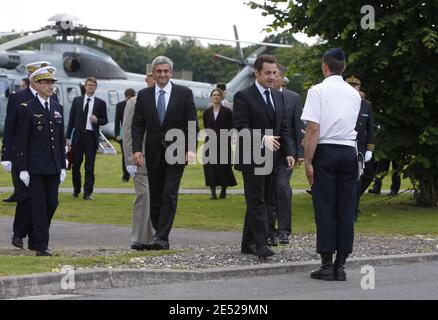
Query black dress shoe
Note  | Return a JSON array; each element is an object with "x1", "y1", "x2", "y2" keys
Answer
[
  {"x1": 11, "y1": 235, "x2": 23, "y2": 248},
  {"x1": 72, "y1": 193, "x2": 79, "y2": 198},
  {"x1": 83, "y1": 195, "x2": 94, "y2": 200},
  {"x1": 268, "y1": 233, "x2": 278, "y2": 247},
  {"x1": 310, "y1": 264, "x2": 336, "y2": 281},
  {"x1": 3, "y1": 195, "x2": 18, "y2": 203},
  {"x1": 152, "y1": 237, "x2": 170, "y2": 250},
  {"x1": 219, "y1": 188, "x2": 226, "y2": 199},
  {"x1": 241, "y1": 244, "x2": 257, "y2": 255},
  {"x1": 256, "y1": 246, "x2": 275, "y2": 258},
  {"x1": 131, "y1": 243, "x2": 154, "y2": 251},
  {"x1": 36, "y1": 250, "x2": 52, "y2": 257},
  {"x1": 387, "y1": 190, "x2": 398, "y2": 196},
  {"x1": 305, "y1": 189, "x2": 312, "y2": 196},
  {"x1": 278, "y1": 233, "x2": 290, "y2": 245},
  {"x1": 368, "y1": 187, "x2": 381, "y2": 194}
]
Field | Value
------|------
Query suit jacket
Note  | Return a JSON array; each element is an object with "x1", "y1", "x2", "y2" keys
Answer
[
  {"x1": 233, "y1": 83, "x2": 292, "y2": 174},
  {"x1": 131, "y1": 82, "x2": 198, "y2": 170},
  {"x1": 1, "y1": 88, "x2": 35, "y2": 162},
  {"x1": 114, "y1": 100, "x2": 126, "y2": 138},
  {"x1": 66, "y1": 96, "x2": 108, "y2": 149},
  {"x1": 281, "y1": 89, "x2": 305, "y2": 159},
  {"x1": 202, "y1": 105, "x2": 233, "y2": 161},
  {"x1": 355, "y1": 99, "x2": 375, "y2": 154},
  {"x1": 122, "y1": 97, "x2": 147, "y2": 174},
  {"x1": 17, "y1": 96, "x2": 66, "y2": 175}
]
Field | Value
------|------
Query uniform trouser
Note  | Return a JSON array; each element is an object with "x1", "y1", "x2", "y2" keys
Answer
[
  {"x1": 267, "y1": 159, "x2": 293, "y2": 236},
  {"x1": 10, "y1": 166, "x2": 19, "y2": 198},
  {"x1": 132, "y1": 173, "x2": 155, "y2": 245},
  {"x1": 147, "y1": 162, "x2": 184, "y2": 242},
  {"x1": 12, "y1": 165, "x2": 33, "y2": 243},
  {"x1": 355, "y1": 157, "x2": 375, "y2": 217},
  {"x1": 29, "y1": 174, "x2": 59, "y2": 252},
  {"x1": 312, "y1": 144, "x2": 357, "y2": 254},
  {"x1": 373, "y1": 159, "x2": 401, "y2": 192},
  {"x1": 72, "y1": 132, "x2": 97, "y2": 196},
  {"x1": 119, "y1": 141, "x2": 130, "y2": 181},
  {"x1": 241, "y1": 171, "x2": 275, "y2": 249}
]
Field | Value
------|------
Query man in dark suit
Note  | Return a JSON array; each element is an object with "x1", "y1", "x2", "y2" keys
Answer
[
  {"x1": 115, "y1": 88, "x2": 136, "y2": 183},
  {"x1": 233, "y1": 54, "x2": 295, "y2": 258},
  {"x1": 267, "y1": 65, "x2": 305, "y2": 246},
  {"x1": 1, "y1": 61, "x2": 52, "y2": 250},
  {"x1": 131, "y1": 56, "x2": 198, "y2": 250},
  {"x1": 17, "y1": 66, "x2": 66, "y2": 256},
  {"x1": 66, "y1": 77, "x2": 108, "y2": 200}
]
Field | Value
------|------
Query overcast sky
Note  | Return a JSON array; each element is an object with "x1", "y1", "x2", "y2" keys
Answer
[{"x1": 0, "y1": 0, "x2": 315, "y2": 47}]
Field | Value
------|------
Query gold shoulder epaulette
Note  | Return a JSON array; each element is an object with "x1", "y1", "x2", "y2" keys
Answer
[{"x1": 367, "y1": 144, "x2": 375, "y2": 151}]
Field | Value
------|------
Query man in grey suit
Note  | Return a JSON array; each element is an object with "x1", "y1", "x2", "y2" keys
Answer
[
  {"x1": 122, "y1": 95, "x2": 155, "y2": 250},
  {"x1": 267, "y1": 65, "x2": 305, "y2": 246}
]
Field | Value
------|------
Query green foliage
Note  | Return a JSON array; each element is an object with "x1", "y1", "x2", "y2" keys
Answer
[{"x1": 248, "y1": 0, "x2": 438, "y2": 206}]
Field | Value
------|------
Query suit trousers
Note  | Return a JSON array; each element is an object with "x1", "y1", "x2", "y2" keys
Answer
[
  {"x1": 29, "y1": 174, "x2": 59, "y2": 252},
  {"x1": 12, "y1": 165, "x2": 33, "y2": 242},
  {"x1": 147, "y1": 161, "x2": 185, "y2": 241},
  {"x1": 241, "y1": 171, "x2": 275, "y2": 249},
  {"x1": 132, "y1": 173, "x2": 155, "y2": 245},
  {"x1": 311, "y1": 144, "x2": 357, "y2": 254},
  {"x1": 267, "y1": 159, "x2": 293, "y2": 236},
  {"x1": 72, "y1": 131, "x2": 97, "y2": 196},
  {"x1": 119, "y1": 140, "x2": 130, "y2": 181}
]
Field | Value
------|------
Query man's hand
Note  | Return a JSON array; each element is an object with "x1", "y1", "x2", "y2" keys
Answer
[
  {"x1": 60, "y1": 169, "x2": 66, "y2": 184},
  {"x1": 19, "y1": 171, "x2": 30, "y2": 187},
  {"x1": 126, "y1": 165, "x2": 137, "y2": 177},
  {"x1": 90, "y1": 115, "x2": 98, "y2": 124},
  {"x1": 133, "y1": 152, "x2": 143, "y2": 166},
  {"x1": 264, "y1": 136, "x2": 281, "y2": 152},
  {"x1": 286, "y1": 156, "x2": 295, "y2": 170},
  {"x1": 1, "y1": 161, "x2": 12, "y2": 173},
  {"x1": 305, "y1": 163, "x2": 314, "y2": 187},
  {"x1": 186, "y1": 151, "x2": 196, "y2": 164}
]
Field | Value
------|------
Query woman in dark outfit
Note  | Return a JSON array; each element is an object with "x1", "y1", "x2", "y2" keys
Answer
[{"x1": 202, "y1": 89, "x2": 237, "y2": 199}]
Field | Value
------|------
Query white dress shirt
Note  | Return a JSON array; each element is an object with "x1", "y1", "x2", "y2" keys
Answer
[
  {"x1": 37, "y1": 95, "x2": 50, "y2": 111},
  {"x1": 155, "y1": 81, "x2": 172, "y2": 112},
  {"x1": 83, "y1": 95, "x2": 95, "y2": 131}
]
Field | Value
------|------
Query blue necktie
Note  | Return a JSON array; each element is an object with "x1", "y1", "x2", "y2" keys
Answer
[
  {"x1": 157, "y1": 90, "x2": 166, "y2": 125},
  {"x1": 264, "y1": 90, "x2": 275, "y2": 111},
  {"x1": 44, "y1": 101, "x2": 49, "y2": 113}
]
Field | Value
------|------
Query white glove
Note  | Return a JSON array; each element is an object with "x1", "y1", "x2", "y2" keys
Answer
[
  {"x1": 60, "y1": 169, "x2": 67, "y2": 184},
  {"x1": 19, "y1": 171, "x2": 30, "y2": 187},
  {"x1": 365, "y1": 150, "x2": 373, "y2": 162},
  {"x1": 126, "y1": 165, "x2": 137, "y2": 177},
  {"x1": 1, "y1": 161, "x2": 12, "y2": 173}
]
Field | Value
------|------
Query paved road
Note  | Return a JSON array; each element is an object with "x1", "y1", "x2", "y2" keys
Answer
[{"x1": 62, "y1": 261, "x2": 438, "y2": 300}]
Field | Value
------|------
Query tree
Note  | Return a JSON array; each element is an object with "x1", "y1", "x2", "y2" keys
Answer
[{"x1": 248, "y1": 0, "x2": 438, "y2": 206}]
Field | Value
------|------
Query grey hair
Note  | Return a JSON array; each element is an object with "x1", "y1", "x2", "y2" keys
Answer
[{"x1": 152, "y1": 56, "x2": 174, "y2": 71}]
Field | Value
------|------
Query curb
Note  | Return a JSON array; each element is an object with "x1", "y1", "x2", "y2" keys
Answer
[{"x1": 1, "y1": 252, "x2": 438, "y2": 299}]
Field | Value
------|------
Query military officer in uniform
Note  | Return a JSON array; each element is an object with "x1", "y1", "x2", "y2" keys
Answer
[
  {"x1": 1, "y1": 61, "x2": 53, "y2": 250},
  {"x1": 301, "y1": 48, "x2": 361, "y2": 281},
  {"x1": 17, "y1": 66, "x2": 66, "y2": 256},
  {"x1": 345, "y1": 75, "x2": 375, "y2": 220}
]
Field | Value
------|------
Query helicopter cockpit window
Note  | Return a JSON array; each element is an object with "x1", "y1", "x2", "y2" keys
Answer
[
  {"x1": 108, "y1": 90, "x2": 119, "y2": 106},
  {"x1": 67, "y1": 87, "x2": 78, "y2": 103}
]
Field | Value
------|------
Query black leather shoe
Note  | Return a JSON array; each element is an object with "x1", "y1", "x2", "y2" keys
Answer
[
  {"x1": 83, "y1": 195, "x2": 94, "y2": 200},
  {"x1": 3, "y1": 195, "x2": 18, "y2": 203},
  {"x1": 387, "y1": 190, "x2": 398, "y2": 196},
  {"x1": 305, "y1": 189, "x2": 312, "y2": 196},
  {"x1": 310, "y1": 264, "x2": 336, "y2": 281},
  {"x1": 36, "y1": 250, "x2": 52, "y2": 257},
  {"x1": 241, "y1": 244, "x2": 257, "y2": 255},
  {"x1": 72, "y1": 193, "x2": 79, "y2": 198},
  {"x1": 278, "y1": 233, "x2": 290, "y2": 245},
  {"x1": 11, "y1": 235, "x2": 23, "y2": 248},
  {"x1": 152, "y1": 237, "x2": 170, "y2": 250},
  {"x1": 268, "y1": 233, "x2": 278, "y2": 247},
  {"x1": 131, "y1": 243, "x2": 154, "y2": 251},
  {"x1": 256, "y1": 246, "x2": 275, "y2": 258},
  {"x1": 219, "y1": 188, "x2": 226, "y2": 199},
  {"x1": 368, "y1": 186, "x2": 381, "y2": 194}
]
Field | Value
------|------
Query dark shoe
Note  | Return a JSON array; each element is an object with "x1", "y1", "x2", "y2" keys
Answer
[
  {"x1": 219, "y1": 188, "x2": 226, "y2": 199},
  {"x1": 152, "y1": 237, "x2": 170, "y2": 250},
  {"x1": 368, "y1": 186, "x2": 381, "y2": 194},
  {"x1": 28, "y1": 244, "x2": 36, "y2": 251},
  {"x1": 11, "y1": 235, "x2": 23, "y2": 248},
  {"x1": 131, "y1": 242, "x2": 154, "y2": 251},
  {"x1": 305, "y1": 189, "x2": 312, "y2": 196},
  {"x1": 256, "y1": 246, "x2": 275, "y2": 258},
  {"x1": 268, "y1": 233, "x2": 278, "y2": 247},
  {"x1": 36, "y1": 250, "x2": 52, "y2": 257},
  {"x1": 210, "y1": 187, "x2": 217, "y2": 200},
  {"x1": 310, "y1": 253, "x2": 336, "y2": 281},
  {"x1": 278, "y1": 233, "x2": 290, "y2": 245},
  {"x1": 122, "y1": 177, "x2": 129, "y2": 183},
  {"x1": 334, "y1": 252, "x2": 349, "y2": 281},
  {"x1": 3, "y1": 195, "x2": 18, "y2": 203},
  {"x1": 241, "y1": 244, "x2": 257, "y2": 255},
  {"x1": 72, "y1": 193, "x2": 79, "y2": 198},
  {"x1": 387, "y1": 190, "x2": 398, "y2": 196},
  {"x1": 83, "y1": 195, "x2": 94, "y2": 200}
]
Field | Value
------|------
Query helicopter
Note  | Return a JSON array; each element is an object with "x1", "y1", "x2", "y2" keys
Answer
[{"x1": 0, "y1": 14, "x2": 292, "y2": 141}]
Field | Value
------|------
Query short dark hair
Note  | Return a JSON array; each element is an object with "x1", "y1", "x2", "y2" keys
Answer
[
  {"x1": 124, "y1": 88, "x2": 136, "y2": 98},
  {"x1": 322, "y1": 56, "x2": 345, "y2": 75},
  {"x1": 216, "y1": 82, "x2": 226, "y2": 91},
  {"x1": 85, "y1": 77, "x2": 97, "y2": 86},
  {"x1": 254, "y1": 54, "x2": 276, "y2": 72}
]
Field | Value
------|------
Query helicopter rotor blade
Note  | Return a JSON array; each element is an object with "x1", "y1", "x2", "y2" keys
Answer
[
  {"x1": 81, "y1": 31, "x2": 135, "y2": 48},
  {"x1": 0, "y1": 29, "x2": 57, "y2": 51},
  {"x1": 233, "y1": 25, "x2": 244, "y2": 61},
  {"x1": 0, "y1": 30, "x2": 42, "y2": 38},
  {"x1": 88, "y1": 28, "x2": 293, "y2": 48},
  {"x1": 213, "y1": 53, "x2": 245, "y2": 66}
]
